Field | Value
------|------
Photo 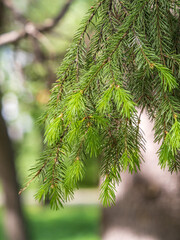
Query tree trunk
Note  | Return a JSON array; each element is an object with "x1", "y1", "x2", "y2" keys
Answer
[
  {"x1": 0, "y1": 109, "x2": 28, "y2": 240},
  {"x1": 0, "y1": 1, "x2": 28, "y2": 239}
]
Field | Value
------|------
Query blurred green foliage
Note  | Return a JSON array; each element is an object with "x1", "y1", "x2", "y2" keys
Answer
[
  {"x1": 0, "y1": 205, "x2": 100, "y2": 240},
  {"x1": 0, "y1": 0, "x2": 100, "y2": 238}
]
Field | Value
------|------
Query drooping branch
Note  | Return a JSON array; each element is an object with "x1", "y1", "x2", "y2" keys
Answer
[{"x1": 0, "y1": 0, "x2": 75, "y2": 46}]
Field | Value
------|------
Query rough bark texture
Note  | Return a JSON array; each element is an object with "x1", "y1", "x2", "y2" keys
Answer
[{"x1": 102, "y1": 112, "x2": 180, "y2": 240}]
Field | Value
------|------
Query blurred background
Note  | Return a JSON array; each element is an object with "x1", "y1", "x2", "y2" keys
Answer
[
  {"x1": 0, "y1": 1, "x2": 180, "y2": 240},
  {"x1": 0, "y1": 1, "x2": 100, "y2": 240}
]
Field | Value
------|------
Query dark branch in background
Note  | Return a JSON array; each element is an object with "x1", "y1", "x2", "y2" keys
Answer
[
  {"x1": 38, "y1": 0, "x2": 74, "y2": 32},
  {"x1": 0, "y1": 0, "x2": 5, "y2": 32},
  {"x1": 2, "y1": 0, "x2": 27, "y2": 24},
  {"x1": 0, "y1": 0, "x2": 75, "y2": 46}
]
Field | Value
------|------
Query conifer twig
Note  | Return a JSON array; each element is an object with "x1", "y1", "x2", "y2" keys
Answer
[{"x1": 18, "y1": 160, "x2": 48, "y2": 195}]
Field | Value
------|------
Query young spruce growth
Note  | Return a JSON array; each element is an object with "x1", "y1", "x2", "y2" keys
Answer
[{"x1": 22, "y1": 0, "x2": 180, "y2": 209}]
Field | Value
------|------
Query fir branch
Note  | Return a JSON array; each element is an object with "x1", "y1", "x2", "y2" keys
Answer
[
  {"x1": 75, "y1": 0, "x2": 107, "y2": 80},
  {"x1": 82, "y1": 32, "x2": 128, "y2": 93},
  {"x1": 19, "y1": 160, "x2": 48, "y2": 195},
  {"x1": 27, "y1": 0, "x2": 180, "y2": 209},
  {"x1": 154, "y1": 0, "x2": 165, "y2": 64}
]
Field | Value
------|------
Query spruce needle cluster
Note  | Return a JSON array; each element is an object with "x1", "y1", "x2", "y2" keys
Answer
[{"x1": 22, "y1": 0, "x2": 180, "y2": 209}]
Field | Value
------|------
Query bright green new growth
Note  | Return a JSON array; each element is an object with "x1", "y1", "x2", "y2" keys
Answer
[{"x1": 26, "y1": 0, "x2": 180, "y2": 209}]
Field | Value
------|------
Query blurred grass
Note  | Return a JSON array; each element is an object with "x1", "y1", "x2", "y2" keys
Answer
[
  {"x1": 0, "y1": 208, "x2": 4, "y2": 239},
  {"x1": 0, "y1": 205, "x2": 101, "y2": 240}
]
